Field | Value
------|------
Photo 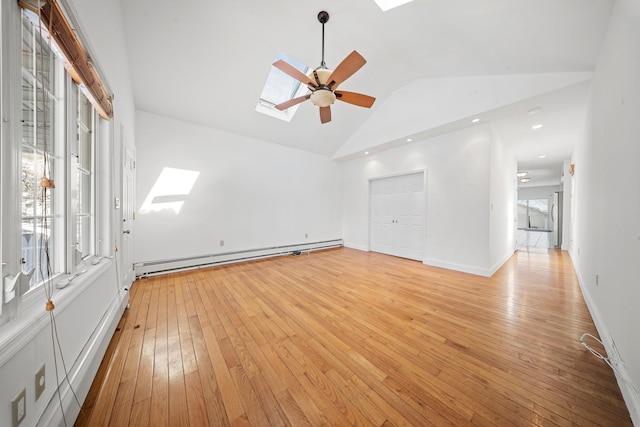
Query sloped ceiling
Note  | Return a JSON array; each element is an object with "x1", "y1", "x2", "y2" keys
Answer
[{"x1": 119, "y1": 0, "x2": 614, "y2": 186}]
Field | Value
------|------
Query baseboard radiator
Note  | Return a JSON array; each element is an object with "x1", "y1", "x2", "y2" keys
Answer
[{"x1": 135, "y1": 239, "x2": 343, "y2": 278}]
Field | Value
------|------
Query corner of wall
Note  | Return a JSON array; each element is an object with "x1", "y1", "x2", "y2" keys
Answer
[{"x1": 423, "y1": 258, "x2": 493, "y2": 278}]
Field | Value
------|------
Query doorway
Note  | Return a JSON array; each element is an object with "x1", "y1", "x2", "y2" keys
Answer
[
  {"x1": 516, "y1": 192, "x2": 562, "y2": 249},
  {"x1": 369, "y1": 171, "x2": 426, "y2": 261}
]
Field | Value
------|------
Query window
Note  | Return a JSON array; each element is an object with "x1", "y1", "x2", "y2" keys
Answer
[
  {"x1": 1, "y1": 5, "x2": 109, "y2": 326},
  {"x1": 21, "y1": 12, "x2": 64, "y2": 287},
  {"x1": 255, "y1": 51, "x2": 310, "y2": 122},
  {"x1": 517, "y1": 199, "x2": 550, "y2": 230},
  {"x1": 19, "y1": 10, "x2": 98, "y2": 290},
  {"x1": 73, "y1": 88, "x2": 96, "y2": 264}
]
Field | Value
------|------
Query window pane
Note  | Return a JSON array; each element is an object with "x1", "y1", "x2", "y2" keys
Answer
[
  {"x1": 21, "y1": 147, "x2": 37, "y2": 216},
  {"x1": 35, "y1": 89, "x2": 57, "y2": 154},
  {"x1": 79, "y1": 127, "x2": 92, "y2": 171},
  {"x1": 21, "y1": 76, "x2": 35, "y2": 144},
  {"x1": 22, "y1": 218, "x2": 54, "y2": 286},
  {"x1": 75, "y1": 89, "x2": 95, "y2": 261},
  {"x1": 21, "y1": 16, "x2": 35, "y2": 72},
  {"x1": 259, "y1": 51, "x2": 309, "y2": 106},
  {"x1": 78, "y1": 92, "x2": 92, "y2": 127},
  {"x1": 76, "y1": 216, "x2": 91, "y2": 260},
  {"x1": 78, "y1": 170, "x2": 91, "y2": 214}
]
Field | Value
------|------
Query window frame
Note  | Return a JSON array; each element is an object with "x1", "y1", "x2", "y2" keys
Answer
[
  {"x1": 255, "y1": 51, "x2": 310, "y2": 122},
  {"x1": 19, "y1": 10, "x2": 66, "y2": 290},
  {"x1": 0, "y1": 7, "x2": 105, "y2": 324},
  {"x1": 70, "y1": 84, "x2": 97, "y2": 266}
]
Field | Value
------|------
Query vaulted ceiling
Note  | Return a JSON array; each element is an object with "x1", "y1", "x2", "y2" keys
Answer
[{"x1": 120, "y1": 0, "x2": 614, "y2": 186}]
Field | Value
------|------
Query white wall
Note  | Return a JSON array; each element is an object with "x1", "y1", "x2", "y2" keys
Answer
[
  {"x1": 561, "y1": 160, "x2": 572, "y2": 251},
  {"x1": 517, "y1": 185, "x2": 560, "y2": 201},
  {"x1": 342, "y1": 124, "x2": 516, "y2": 277},
  {"x1": 135, "y1": 110, "x2": 342, "y2": 264},
  {"x1": 489, "y1": 129, "x2": 517, "y2": 271},
  {"x1": 0, "y1": 1, "x2": 135, "y2": 425},
  {"x1": 571, "y1": 0, "x2": 640, "y2": 423},
  {"x1": 334, "y1": 72, "x2": 593, "y2": 160}
]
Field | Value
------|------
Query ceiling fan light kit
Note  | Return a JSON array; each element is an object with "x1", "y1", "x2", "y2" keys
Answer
[
  {"x1": 271, "y1": 11, "x2": 375, "y2": 123},
  {"x1": 309, "y1": 69, "x2": 336, "y2": 107}
]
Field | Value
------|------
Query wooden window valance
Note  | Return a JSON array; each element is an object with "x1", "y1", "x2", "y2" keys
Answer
[{"x1": 19, "y1": 0, "x2": 114, "y2": 119}]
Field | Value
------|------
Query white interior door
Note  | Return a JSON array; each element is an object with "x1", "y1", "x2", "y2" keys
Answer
[
  {"x1": 371, "y1": 176, "x2": 395, "y2": 255},
  {"x1": 370, "y1": 171, "x2": 425, "y2": 261},
  {"x1": 122, "y1": 148, "x2": 135, "y2": 287}
]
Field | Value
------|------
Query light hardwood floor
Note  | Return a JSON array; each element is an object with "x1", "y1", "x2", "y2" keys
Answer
[{"x1": 74, "y1": 248, "x2": 632, "y2": 426}]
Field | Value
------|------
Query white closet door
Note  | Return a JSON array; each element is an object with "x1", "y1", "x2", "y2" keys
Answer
[
  {"x1": 370, "y1": 177, "x2": 396, "y2": 256},
  {"x1": 370, "y1": 171, "x2": 425, "y2": 261}
]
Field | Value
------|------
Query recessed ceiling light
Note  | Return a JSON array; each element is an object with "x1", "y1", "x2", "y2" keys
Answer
[
  {"x1": 406, "y1": 138, "x2": 413, "y2": 142},
  {"x1": 531, "y1": 124, "x2": 543, "y2": 130},
  {"x1": 516, "y1": 171, "x2": 528, "y2": 177},
  {"x1": 472, "y1": 118, "x2": 480, "y2": 123},
  {"x1": 364, "y1": 151, "x2": 370, "y2": 155},
  {"x1": 538, "y1": 155, "x2": 547, "y2": 159},
  {"x1": 520, "y1": 177, "x2": 531, "y2": 183},
  {"x1": 528, "y1": 107, "x2": 542, "y2": 115}
]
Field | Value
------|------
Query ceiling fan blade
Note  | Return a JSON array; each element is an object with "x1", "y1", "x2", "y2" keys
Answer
[
  {"x1": 273, "y1": 60, "x2": 316, "y2": 88},
  {"x1": 335, "y1": 91, "x2": 376, "y2": 108},
  {"x1": 320, "y1": 106, "x2": 332, "y2": 124},
  {"x1": 275, "y1": 94, "x2": 310, "y2": 111},
  {"x1": 326, "y1": 50, "x2": 367, "y2": 89}
]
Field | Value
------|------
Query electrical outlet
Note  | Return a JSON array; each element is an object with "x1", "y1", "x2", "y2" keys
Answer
[
  {"x1": 595, "y1": 274, "x2": 599, "y2": 286},
  {"x1": 12, "y1": 388, "x2": 26, "y2": 427},
  {"x1": 219, "y1": 240, "x2": 224, "y2": 247},
  {"x1": 35, "y1": 365, "x2": 45, "y2": 400},
  {"x1": 305, "y1": 233, "x2": 308, "y2": 238}
]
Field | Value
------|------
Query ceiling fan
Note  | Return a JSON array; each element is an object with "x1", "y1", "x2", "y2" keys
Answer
[{"x1": 272, "y1": 11, "x2": 376, "y2": 124}]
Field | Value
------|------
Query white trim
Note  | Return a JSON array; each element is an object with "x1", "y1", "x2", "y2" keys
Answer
[
  {"x1": 368, "y1": 169, "x2": 427, "y2": 261},
  {"x1": 344, "y1": 242, "x2": 369, "y2": 252},
  {"x1": 0, "y1": 260, "x2": 111, "y2": 367},
  {"x1": 366, "y1": 168, "x2": 427, "y2": 183},
  {"x1": 423, "y1": 258, "x2": 493, "y2": 277},
  {"x1": 570, "y1": 251, "x2": 640, "y2": 425},
  {"x1": 135, "y1": 239, "x2": 343, "y2": 277},
  {"x1": 37, "y1": 285, "x2": 128, "y2": 426},
  {"x1": 488, "y1": 250, "x2": 515, "y2": 276}
]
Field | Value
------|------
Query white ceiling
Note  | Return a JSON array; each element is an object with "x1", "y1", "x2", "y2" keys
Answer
[{"x1": 119, "y1": 0, "x2": 614, "y2": 187}]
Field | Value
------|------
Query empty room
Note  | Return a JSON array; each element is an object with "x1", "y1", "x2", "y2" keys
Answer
[{"x1": 0, "y1": 0, "x2": 638, "y2": 425}]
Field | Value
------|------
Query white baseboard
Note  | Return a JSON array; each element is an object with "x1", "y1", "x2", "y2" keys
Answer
[
  {"x1": 38, "y1": 289, "x2": 129, "y2": 426},
  {"x1": 136, "y1": 239, "x2": 343, "y2": 277},
  {"x1": 423, "y1": 258, "x2": 493, "y2": 277},
  {"x1": 569, "y1": 252, "x2": 640, "y2": 426},
  {"x1": 343, "y1": 242, "x2": 368, "y2": 252},
  {"x1": 488, "y1": 250, "x2": 515, "y2": 277}
]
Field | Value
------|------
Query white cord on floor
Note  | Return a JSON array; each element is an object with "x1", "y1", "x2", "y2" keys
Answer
[{"x1": 580, "y1": 333, "x2": 639, "y2": 398}]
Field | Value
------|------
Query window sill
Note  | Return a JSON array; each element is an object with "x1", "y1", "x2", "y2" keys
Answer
[{"x1": 0, "y1": 259, "x2": 113, "y2": 367}]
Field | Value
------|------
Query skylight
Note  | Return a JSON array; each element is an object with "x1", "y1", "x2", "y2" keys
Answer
[
  {"x1": 374, "y1": 0, "x2": 414, "y2": 12},
  {"x1": 256, "y1": 51, "x2": 310, "y2": 122}
]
